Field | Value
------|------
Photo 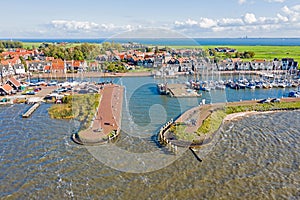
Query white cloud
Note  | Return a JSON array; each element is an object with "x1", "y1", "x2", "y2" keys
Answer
[
  {"x1": 276, "y1": 13, "x2": 289, "y2": 22},
  {"x1": 219, "y1": 18, "x2": 244, "y2": 26},
  {"x1": 282, "y1": 5, "x2": 300, "y2": 22},
  {"x1": 243, "y1": 13, "x2": 257, "y2": 24},
  {"x1": 186, "y1": 19, "x2": 198, "y2": 26},
  {"x1": 49, "y1": 20, "x2": 136, "y2": 36},
  {"x1": 292, "y1": 4, "x2": 300, "y2": 11},
  {"x1": 238, "y1": 0, "x2": 247, "y2": 5},
  {"x1": 198, "y1": 18, "x2": 217, "y2": 28},
  {"x1": 171, "y1": 6, "x2": 300, "y2": 37},
  {"x1": 51, "y1": 20, "x2": 99, "y2": 31},
  {"x1": 265, "y1": 0, "x2": 285, "y2": 3},
  {"x1": 43, "y1": 6, "x2": 300, "y2": 38}
]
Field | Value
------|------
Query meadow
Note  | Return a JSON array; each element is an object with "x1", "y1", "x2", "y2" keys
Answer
[{"x1": 171, "y1": 45, "x2": 300, "y2": 62}]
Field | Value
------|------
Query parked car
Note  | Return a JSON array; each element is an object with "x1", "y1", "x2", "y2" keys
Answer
[
  {"x1": 271, "y1": 98, "x2": 281, "y2": 103},
  {"x1": 26, "y1": 91, "x2": 36, "y2": 95},
  {"x1": 0, "y1": 98, "x2": 8, "y2": 102},
  {"x1": 34, "y1": 88, "x2": 41, "y2": 92},
  {"x1": 259, "y1": 98, "x2": 271, "y2": 104}
]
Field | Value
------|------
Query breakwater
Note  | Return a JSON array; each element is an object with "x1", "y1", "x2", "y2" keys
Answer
[{"x1": 75, "y1": 84, "x2": 124, "y2": 145}]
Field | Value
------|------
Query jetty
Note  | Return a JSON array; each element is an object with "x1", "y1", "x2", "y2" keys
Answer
[
  {"x1": 22, "y1": 103, "x2": 40, "y2": 118},
  {"x1": 73, "y1": 84, "x2": 124, "y2": 145},
  {"x1": 166, "y1": 84, "x2": 202, "y2": 98},
  {"x1": 158, "y1": 97, "x2": 300, "y2": 151}
]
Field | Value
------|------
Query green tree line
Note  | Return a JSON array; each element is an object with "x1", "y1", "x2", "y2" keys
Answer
[
  {"x1": 0, "y1": 40, "x2": 23, "y2": 52},
  {"x1": 41, "y1": 43, "x2": 101, "y2": 60}
]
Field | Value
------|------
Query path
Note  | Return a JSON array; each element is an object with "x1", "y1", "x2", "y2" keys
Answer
[{"x1": 77, "y1": 84, "x2": 124, "y2": 144}]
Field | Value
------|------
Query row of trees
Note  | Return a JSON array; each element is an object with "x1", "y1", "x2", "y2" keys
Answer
[
  {"x1": 42, "y1": 43, "x2": 101, "y2": 60},
  {"x1": 101, "y1": 42, "x2": 123, "y2": 53},
  {"x1": 0, "y1": 41, "x2": 23, "y2": 53}
]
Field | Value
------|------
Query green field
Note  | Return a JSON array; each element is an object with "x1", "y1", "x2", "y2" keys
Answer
[{"x1": 169, "y1": 45, "x2": 300, "y2": 62}]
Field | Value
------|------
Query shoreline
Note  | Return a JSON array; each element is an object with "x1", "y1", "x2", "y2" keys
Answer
[
  {"x1": 28, "y1": 69, "x2": 289, "y2": 79},
  {"x1": 30, "y1": 71, "x2": 153, "y2": 79},
  {"x1": 159, "y1": 98, "x2": 300, "y2": 149}
]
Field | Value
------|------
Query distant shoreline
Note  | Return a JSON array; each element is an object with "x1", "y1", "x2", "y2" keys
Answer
[{"x1": 4, "y1": 38, "x2": 300, "y2": 46}]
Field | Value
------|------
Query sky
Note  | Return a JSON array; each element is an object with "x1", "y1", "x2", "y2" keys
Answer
[{"x1": 1, "y1": 0, "x2": 300, "y2": 38}]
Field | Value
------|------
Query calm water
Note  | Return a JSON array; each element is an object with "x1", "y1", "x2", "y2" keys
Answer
[{"x1": 0, "y1": 77, "x2": 299, "y2": 199}]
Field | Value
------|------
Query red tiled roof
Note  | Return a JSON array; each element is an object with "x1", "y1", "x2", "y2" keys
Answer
[
  {"x1": 7, "y1": 77, "x2": 21, "y2": 87},
  {"x1": 253, "y1": 59, "x2": 265, "y2": 63},
  {"x1": 73, "y1": 60, "x2": 81, "y2": 67},
  {"x1": 1, "y1": 60, "x2": 9, "y2": 65},
  {"x1": 46, "y1": 57, "x2": 55, "y2": 61},
  {"x1": 52, "y1": 62, "x2": 65, "y2": 70},
  {"x1": 2, "y1": 84, "x2": 13, "y2": 93},
  {"x1": 119, "y1": 54, "x2": 125, "y2": 60},
  {"x1": 44, "y1": 65, "x2": 51, "y2": 70}
]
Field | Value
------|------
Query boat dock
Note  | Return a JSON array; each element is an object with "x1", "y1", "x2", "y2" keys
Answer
[
  {"x1": 167, "y1": 84, "x2": 202, "y2": 98},
  {"x1": 22, "y1": 103, "x2": 40, "y2": 118}
]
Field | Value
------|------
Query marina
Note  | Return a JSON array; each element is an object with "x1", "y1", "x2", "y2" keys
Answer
[
  {"x1": 1, "y1": 76, "x2": 299, "y2": 199},
  {"x1": 0, "y1": 38, "x2": 300, "y2": 199}
]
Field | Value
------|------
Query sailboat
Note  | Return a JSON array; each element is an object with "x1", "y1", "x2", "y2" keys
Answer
[
  {"x1": 157, "y1": 66, "x2": 169, "y2": 95},
  {"x1": 157, "y1": 83, "x2": 169, "y2": 95}
]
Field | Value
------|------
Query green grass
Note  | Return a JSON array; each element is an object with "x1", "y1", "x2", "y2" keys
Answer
[
  {"x1": 225, "y1": 101, "x2": 300, "y2": 114},
  {"x1": 197, "y1": 109, "x2": 227, "y2": 135},
  {"x1": 48, "y1": 94, "x2": 100, "y2": 130},
  {"x1": 167, "y1": 45, "x2": 300, "y2": 62},
  {"x1": 169, "y1": 124, "x2": 197, "y2": 141},
  {"x1": 129, "y1": 67, "x2": 153, "y2": 73},
  {"x1": 195, "y1": 100, "x2": 300, "y2": 138},
  {"x1": 22, "y1": 42, "x2": 43, "y2": 49}
]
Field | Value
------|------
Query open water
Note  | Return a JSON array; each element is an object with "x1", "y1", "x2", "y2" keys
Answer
[{"x1": 0, "y1": 77, "x2": 299, "y2": 199}]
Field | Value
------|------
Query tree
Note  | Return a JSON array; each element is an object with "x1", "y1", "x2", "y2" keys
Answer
[{"x1": 19, "y1": 56, "x2": 28, "y2": 72}]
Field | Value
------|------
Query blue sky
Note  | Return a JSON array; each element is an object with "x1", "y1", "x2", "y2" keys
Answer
[{"x1": 1, "y1": 0, "x2": 300, "y2": 38}]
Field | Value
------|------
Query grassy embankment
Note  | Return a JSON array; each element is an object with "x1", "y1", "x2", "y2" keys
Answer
[
  {"x1": 200, "y1": 101, "x2": 300, "y2": 134},
  {"x1": 171, "y1": 101, "x2": 300, "y2": 142},
  {"x1": 48, "y1": 94, "x2": 100, "y2": 130}
]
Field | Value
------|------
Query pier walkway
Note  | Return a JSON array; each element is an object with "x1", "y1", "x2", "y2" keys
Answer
[
  {"x1": 167, "y1": 84, "x2": 201, "y2": 98},
  {"x1": 22, "y1": 103, "x2": 40, "y2": 118},
  {"x1": 75, "y1": 84, "x2": 124, "y2": 145}
]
